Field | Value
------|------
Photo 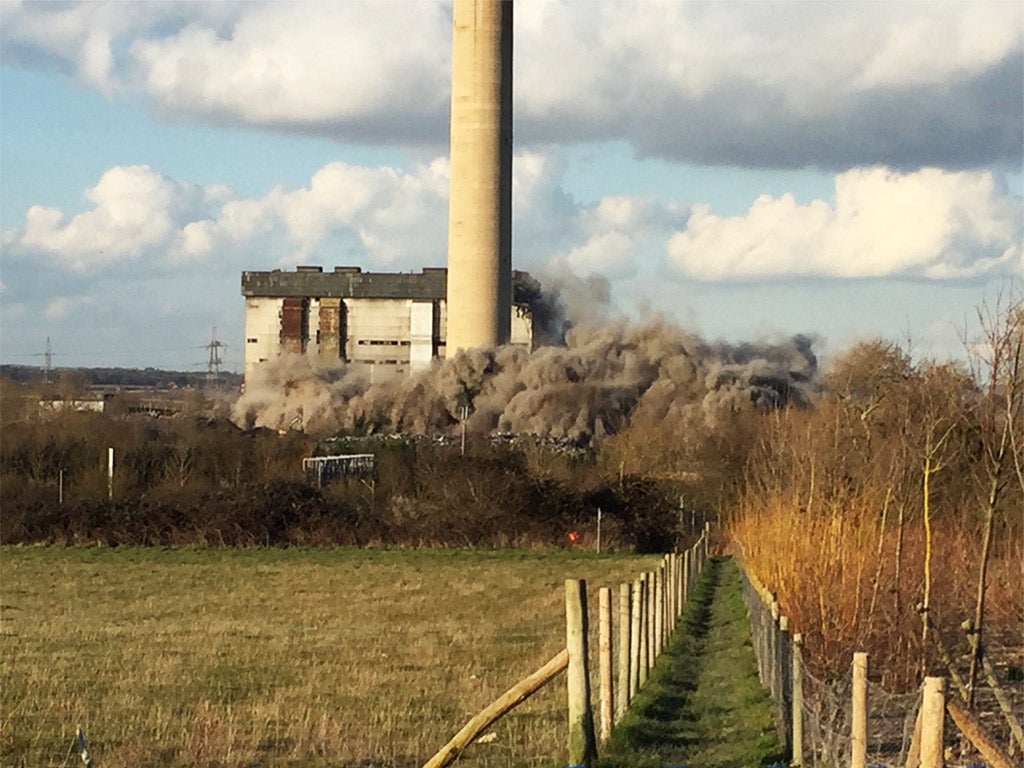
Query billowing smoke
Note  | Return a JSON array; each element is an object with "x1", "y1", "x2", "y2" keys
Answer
[{"x1": 233, "y1": 302, "x2": 819, "y2": 442}]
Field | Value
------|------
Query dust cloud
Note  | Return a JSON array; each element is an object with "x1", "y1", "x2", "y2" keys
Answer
[{"x1": 233, "y1": 286, "x2": 818, "y2": 443}]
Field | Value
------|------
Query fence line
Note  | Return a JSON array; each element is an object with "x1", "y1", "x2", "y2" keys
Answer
[
  {"x1": 736, "y1": 550, "x2": 1017, "y2": 768},
  {"x1": 421, "y1": 523, "x2": 711, "y2": 768}
]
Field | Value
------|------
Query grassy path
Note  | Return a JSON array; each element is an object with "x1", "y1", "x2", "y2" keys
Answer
[{"x1": 595, "y1": 556, "x2": 785, "y2": 768}]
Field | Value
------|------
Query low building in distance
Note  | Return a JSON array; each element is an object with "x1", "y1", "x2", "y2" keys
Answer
[{"x1": 241, "y1": 266, "x2": 538, "y2": 383}]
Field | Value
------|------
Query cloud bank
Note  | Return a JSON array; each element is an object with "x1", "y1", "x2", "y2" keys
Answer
[
  {"x1": 667, "y1": 167, "x2": 1022, "y2": 281},
  {"x1": 2, "y1": 0, "x2": 1020, "y2": 169},
  {"x1": 4, "y1": 161, "x2": 1020, "y2": 287}
]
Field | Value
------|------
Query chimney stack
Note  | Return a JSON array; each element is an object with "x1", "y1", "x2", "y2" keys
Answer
[{"x1": 445, "y1": 0, "x2": 513, "y2": 355}]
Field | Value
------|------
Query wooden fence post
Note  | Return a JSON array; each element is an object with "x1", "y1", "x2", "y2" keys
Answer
[
  {"x1": 671, "y1": 553, "x2": 680, "y2": 623},
  {"x1": 598, "y1": 587, "x2": 613, "y2": 744},
  {"x1": 630, "y1": 578, "x2": 642, "y2": 696},
  {"x1": 638, "y1": 575, "x2": 648, "y2": 687},
  {"x1": 757, "y1": 597, "x2": 769, "y2": 687},
  {"x1": 769, "y1": 601, "x2": 780, "y2": 699},
  {"x1": 778, "y1": 615, "x2": 791, "y2": 753},
  {"x1": 107, "y1": 447, "x2": 114, "y2": 500},
  {"x1": 677, "y1": 551, "x2": 684, "y2": 615},
  {"x1": 852, "y1": 652, "x2": 868, "y2": 768},
  {"x1": 654, "y1": 567, "x2": 664, "y2": 659},
  {"x1": 663, "y1": 560, "x2": 670, "y2": 645},
  {"x1": 662, "y1": 560, "x2": 670, "y2": 643},
  {"x1": 617, "y1": 582, "x2": 630, "y2": 719},
  {"x1": 662, "y1": 559, "x2": 670, "y2": 644},
  {"x1": 920, "y1": 676, "x2": 944, "y2": 768},
  {"x1": 677, "y1": 552, "x2": 684, "y2": 616},
  {"x1": 792, "y1": 632, "x2": 803, "y2": 767},
  {"x1": 682, "y1": 549, "x2": 690, "y2": 604},
  {"x1": 646, "y1": 571, "x2": 656, "y2": 671},
  {"x1": 565, "y1": 579, "x2": 597, "y2": 766},
  {"x1": 665, "y1": 556, "x2": 673, "y2": 631}
]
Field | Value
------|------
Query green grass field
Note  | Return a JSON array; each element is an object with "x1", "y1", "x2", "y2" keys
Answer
[
  {"x1": 1, "y1": 546, "x2": 660, "y2": 767},
  {"x1": 598, "y1": 557, "x2": 783, "y2": 768}
]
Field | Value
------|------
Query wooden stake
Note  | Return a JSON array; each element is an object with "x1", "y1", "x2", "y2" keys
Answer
[
  {"x1": 920, "y1": 676, "x2": 944, "y2": 768},
  {"x1": 654, "y1": 567, "x2": 664, "y2": 659},
  {"x1": 646, "y1": 571, "x2": 656, "y2": 671},
  {"x1": 670, "y1": 553, "x2": 678, "y2": 624},
  {"x1": 852, "y1": 652, "x2": 868, "y2": 768},
  {"x1": 905, "y1": 703, "x2": 923, "y2": 768},
  {"x1": 778, "y1": 615, "x2": 791, "y2": 752},
  {"x1": 598, "y1": 587, "x2": 613, "y2": 744},
  {"x1": 769, "y1": 601, "x2": 780, "y2": 698},
  {"x1": 617, "y1": 582, "x2": 630, "y2": 720},
  {"x1": 792, "y1": 633, "x2": 803, "y2": 767},
  {"x1": 682, "y1": 549, "x2": 690, "y2": 604},
  {"x1": 630, "y1": 578, "x2": 642, "y2": 697},
  {"x1": 107, "y1": 447, "x2": 114, "y2": 500},
  {"x1": 565, "y1": 579, "x2": 597, "y2": 765},
  {"x1": 638, "y1": 575, "x2": 649, "y2": 687}
]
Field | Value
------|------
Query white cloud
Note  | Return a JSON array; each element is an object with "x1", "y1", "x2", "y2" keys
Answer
[
  {"x1": 12, "y1": 165, "x2": 203, "y2": 272},
  {"x1": 854, "y1": 4, "x2": 1022, "y2": 90},
  {"x1": 4, "y1": 148, "x2": 645, "y2": 281},
  {"x1": 0, "y1": 1, "x2": 240, "y2": 94},
  {"x1": 278, "y1": 160, "x2": 450, "y2": 264},
  {"x1": 666, "y1": 167, "x2": 1023, "y2": 281},
  {"x1": 171, "y1": 159, "x2": 451, "y2": 268},
  {"x1": 2, "y1": 159, "x2": 453, "y2": 273},
  {"x1": 548, "y1": 195, "x2": 688, "y2": 277},
  {"x1": 514, "y1": 1, "x2": 1022, "y2": 167},
  {"x1": 126, "y1": 2, "x2": 450, "y2": 133},
  {"x1": 2, "y1": 1, "x2": 1019, "y2": 167},
  {"x1": 8, "y1": 159, "x2": 1017, "y2": 293}
]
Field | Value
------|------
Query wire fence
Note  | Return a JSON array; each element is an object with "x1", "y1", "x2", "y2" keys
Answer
[
  {"x1": 797, "y1": 666, "x2": 920, "y2": 767},
  {"x1": 737, "y1": 558, "x2": 1021, "y2": 768}
]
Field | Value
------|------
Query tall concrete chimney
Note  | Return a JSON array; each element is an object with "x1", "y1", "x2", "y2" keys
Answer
[{"x1": 445, "y1": 0, "x2": 513, "y2": 355}]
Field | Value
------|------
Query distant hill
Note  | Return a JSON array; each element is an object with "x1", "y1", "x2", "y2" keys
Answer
[{"x1": 0, "y1": 365, "x2": 242, "y2": 390}]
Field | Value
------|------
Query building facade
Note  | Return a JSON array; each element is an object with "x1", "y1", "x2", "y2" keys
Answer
[{"x1": 241, "y1": 266, "x2": 536, "y2": 382}]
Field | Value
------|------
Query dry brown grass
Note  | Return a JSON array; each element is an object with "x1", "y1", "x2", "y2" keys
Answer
[{"x1": 1, "y1": 546, "x2": 659, "y2": 767}]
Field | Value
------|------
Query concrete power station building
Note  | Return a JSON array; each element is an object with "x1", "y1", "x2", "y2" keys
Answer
[
  {"x1": 241, "y1": 1, "x2": 518, "y2": 386},
  {"x1": 241, "y1": 266, "x2": 538, "y2": 382}
]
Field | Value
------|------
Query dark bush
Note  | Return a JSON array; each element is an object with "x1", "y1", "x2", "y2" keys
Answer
[{"x1": 1, "y1": 411, "x2": 688, "y2": 550}]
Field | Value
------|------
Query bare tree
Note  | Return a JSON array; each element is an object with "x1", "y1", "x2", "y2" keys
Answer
[{"x1": 965, "y1": 299, "x2": 1023, "y2": 707}]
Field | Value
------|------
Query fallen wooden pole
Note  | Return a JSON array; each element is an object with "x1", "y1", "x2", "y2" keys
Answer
[
  {"x1": 946, "y1": 697, "x2": 1015, "y2": 768},
  {"x1": 980, "y1": 652, "x2": 1024, "y2": 754},
  {"x1": 421, "y1": 649, "x2": 569, "y2": 768}
]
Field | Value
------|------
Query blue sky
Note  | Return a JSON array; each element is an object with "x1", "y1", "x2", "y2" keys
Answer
[{"x1": 1, "y1": 0, "x2": 1021, "y2": 373}]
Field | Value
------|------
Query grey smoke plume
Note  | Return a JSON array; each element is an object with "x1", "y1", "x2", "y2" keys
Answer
[
  {"x1": 233, "y1": 312, "x2": 819, "y2": 443},
  {"x1": 514, "y1": 271, "x2": 614, "y2": 347}
]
